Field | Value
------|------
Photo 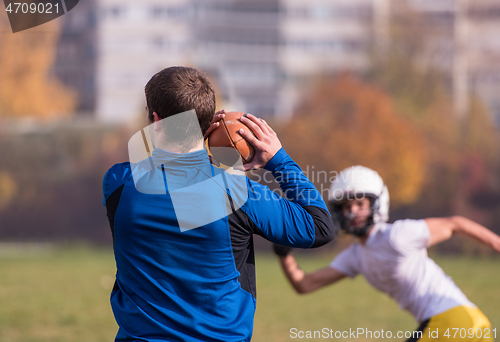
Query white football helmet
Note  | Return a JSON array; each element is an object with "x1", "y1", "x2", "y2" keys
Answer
[{"x1": 328, "y1": 166, "x2": 389, "y2": 236}]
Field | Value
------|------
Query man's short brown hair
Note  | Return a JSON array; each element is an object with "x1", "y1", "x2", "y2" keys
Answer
[{"x1": 145, "y1": 66, "x2": 216, "y2": 136}]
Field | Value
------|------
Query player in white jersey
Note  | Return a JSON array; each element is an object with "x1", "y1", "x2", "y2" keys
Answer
[{"x1": 274, "y1": 166, "x2": 500, "y2": 341}]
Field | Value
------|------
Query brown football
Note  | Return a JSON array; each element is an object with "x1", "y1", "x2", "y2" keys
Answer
[{"x1": 207, "y1": 111, "x2": 255, "y2": 166}]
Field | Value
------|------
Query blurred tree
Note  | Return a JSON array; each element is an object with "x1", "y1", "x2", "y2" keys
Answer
[
  {"x1": 279, "y1": 74, "x2": 427, "y2": 207},
  {"x1": 461, "y1": 98, "x2": 500, "y2": 165},
  {"x1": 0, "y1": 171, "x2": 17, "y2": 209},
  {"x1": 367, "y1": 0, "x2": 450, "y2": 118},
  {"x1": 0, "y1": 16, "x2": 76, "y2": 119},
  {"x1": 0, "y1": 123, "x2": 130, "y2": 243}
]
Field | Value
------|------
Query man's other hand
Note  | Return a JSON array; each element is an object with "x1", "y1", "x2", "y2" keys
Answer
[{"x1": 237, "y1": 114, "x2": 282, "y2": 171}]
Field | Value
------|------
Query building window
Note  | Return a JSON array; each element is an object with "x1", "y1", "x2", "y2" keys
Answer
[
  {"x1": 150, "y1": 6, "x2": 168, "y2": 18},
  {"x1": 168, "y1": 6, "x2": 188, "y2": 18},
  {"x1": 150, "y1": 6, "x2": 188, "y2": 19},
  {"x1": 152, "y1": 37, "x2": 169, "y2": 50},
  {"x1": 284, "y1": 7, "x2": 307, "y2": 18},
  {"x1": 309, "y1": 5, "x2": 332, "y2": 19},
  {"x1": 108, "y1": 6, "x2": 125, "y2": 18},
  {"x1": 85, "y1": 45, "x2": 95, "y2": 58}
]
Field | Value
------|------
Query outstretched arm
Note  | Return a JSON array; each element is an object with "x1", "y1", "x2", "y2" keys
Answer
[
  {"x1": 275, "y1": 247, "x2": 346, "y2": 294},
  {"x1": 425, "y1": 216, "x2": 500, "y2": 253}
]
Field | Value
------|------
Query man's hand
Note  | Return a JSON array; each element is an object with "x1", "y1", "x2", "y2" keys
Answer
[
  {"x1": 204, "y1": 109, "x2": 227, "y2": 166},
  {"x1": 204, "y1": 109, "x2": 227, "y2": 141},
  {"x1": 273, "y1": 244, "x2": 292, "y2": 257},
  {"x1": 238, "y1": 114, "x2": 282, "y2": 171}
]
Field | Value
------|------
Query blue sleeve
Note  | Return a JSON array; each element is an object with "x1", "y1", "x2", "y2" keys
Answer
[
  {"x1": 241, "y1": 148, "x2": 335, "y2": 248},
  {"x1": 102, "y1": 162, "x2": 131, "y2": 205},
  {"x1": 264, "y1": 148, "x2": 327, "y2": 210}
]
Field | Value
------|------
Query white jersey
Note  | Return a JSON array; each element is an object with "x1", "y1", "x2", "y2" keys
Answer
[{"x1": 330, "y1": 219, "x2": 475, "y2": 323}]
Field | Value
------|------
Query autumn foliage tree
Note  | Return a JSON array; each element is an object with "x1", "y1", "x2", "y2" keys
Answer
[
  {"x1": 279, "y1": 74, "x2": 427, "y2": 207},
  {"x1": 0, "y1": 15, "x2": 76, "y2": 119}
]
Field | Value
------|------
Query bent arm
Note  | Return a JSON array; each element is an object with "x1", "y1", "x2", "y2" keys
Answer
[
  {"x1": 231, "y1": 113, "x2": 335, "y2": 247},
  {"x1": 278, "y1": 254, "x2": 346, "y2": 294},
  {"x1": 425, "y1": 216, "x2": 500, "y2": 253},
  {"x1": 263, "y1": 148, "x2": 336, "y2": 247},
  {"x1": 243, "y1": 148, "x2": 336, "y2": 248}
]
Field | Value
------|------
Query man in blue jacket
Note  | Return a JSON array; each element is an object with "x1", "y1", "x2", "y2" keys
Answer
[{"x1": 103, "y1": 66, "x2": 335, "y2": 341}]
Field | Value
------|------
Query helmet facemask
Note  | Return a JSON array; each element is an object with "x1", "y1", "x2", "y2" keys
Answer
[
  {"x1": 330, "y1": 195, "x2": 377, "y2": 237},
  {"x1": 328, "y1": 166, "x2": 390, "y2": 237}
]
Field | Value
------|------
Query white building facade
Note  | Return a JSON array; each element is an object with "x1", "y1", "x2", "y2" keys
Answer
[{"x1": 56, "y1": 0, "x2": 500, "y2": 124}]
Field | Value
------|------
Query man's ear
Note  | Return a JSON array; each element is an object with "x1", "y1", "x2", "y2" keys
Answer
[{"x1": 153, "y1": 112, "x2": 162, "y2": 131}]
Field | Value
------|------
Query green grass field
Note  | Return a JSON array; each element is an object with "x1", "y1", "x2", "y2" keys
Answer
[{"x1": 0, "y1": 245, "x2": 498, "y2": 341}]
